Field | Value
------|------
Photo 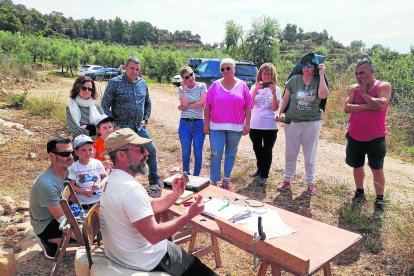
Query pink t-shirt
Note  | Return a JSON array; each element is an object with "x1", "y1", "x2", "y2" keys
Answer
[
  {"x1": 205, "y1": 80, "x2": 253, "y2": 128},
  {"x1": 348, "y1": 81, "x2": 388, "y2": 141}
]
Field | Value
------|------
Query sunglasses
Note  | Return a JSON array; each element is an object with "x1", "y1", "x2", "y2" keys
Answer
[
  {"x1": 81, "y1": 86, "x2": 93, "y2": 92},
  {"x1": 300, "y1": 63, "x2": 314, "y2": 69},
  {"x1": 184, "y1": 72, "x2": 194, "y2": 80},
  {"x1": 220, "y1": 67, "x2": 232, "y2": 72},
  {"x1": 52, "y1": 151, "x2": 74, "y2": 157},
  {"x1": 357, "y1": 58, "x2": 371, "y2": 63},
  {"x1": 119, "y1": 145, "x2": 146, "y2": 154}
]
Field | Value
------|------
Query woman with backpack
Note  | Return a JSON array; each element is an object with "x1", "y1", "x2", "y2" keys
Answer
[{"x1": 275, "y1": 53, "x2": 329, "y2": 195}]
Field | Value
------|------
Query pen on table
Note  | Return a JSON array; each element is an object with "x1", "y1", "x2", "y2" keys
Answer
[{"x1": 218, "y1": 200, "x2": 230, "y2": 211}]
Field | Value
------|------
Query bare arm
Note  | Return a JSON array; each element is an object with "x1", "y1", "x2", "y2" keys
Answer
[
  {"x1": 133, "y1": 195, "x2": 204, "y2": 244},
  {"x1": 203, "y1": 105, "x2": 211, "y2": 134},
  {"x1": 317, "y1": 64, "x2": 329, "y2": 99},
  {"x1": 270, "y1": 84, "x2": 279, "y2": 111},
  {"x1": 69, "y1": 179, "x2": 93, "y2": 197},
  {"x1": 344, "y1": 85, "x2": 372, "y2": 114},
  {"x1": 275, "y1": 88, "x2": 291, "y2": 120},
  {"x1": 150, "y1": 176, "x2": 186, "y2": 214},
  {"x1": 243, "y1": 108, "x2": 251, "y2": 135},
  {"x1": 359, "y1": 81, "x2": 392, "y2": 111},
  {"x1": 47, "y1": 204, "x2": 64, "y2": 221},
  {"x1": 184, "y1": 92, "x2": 206, "y2": 109},
  {"x1": 179, "y1": 83, "x2": 189, "y2": 107}
]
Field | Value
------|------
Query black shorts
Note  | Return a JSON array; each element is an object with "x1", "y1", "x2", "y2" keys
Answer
[
  {"x1": 345, "y1": 133, "x2": 386, "y2": 169},
  {"x1": 37, "y1": 219, "x2": 63, "y2": 241}
]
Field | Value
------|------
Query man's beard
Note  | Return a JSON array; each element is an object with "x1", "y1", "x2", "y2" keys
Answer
[{"x1": 129, "y1": 157, "x2": 149, "y2": 175}]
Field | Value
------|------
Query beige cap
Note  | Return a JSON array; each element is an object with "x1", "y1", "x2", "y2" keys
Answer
[{"x1": 100, "y1": 128, "x2": 152, "y2": 157}]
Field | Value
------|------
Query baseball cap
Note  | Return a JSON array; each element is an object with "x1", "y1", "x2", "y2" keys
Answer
[
  {"x1": 73, "y1": 134, "x2": 93, "y2": 149},
  {"x1": 101, "y1": 128, "x2": 152, "y2": 157},
  {"x1": 95, "y1": 114, "x2": 114, "y2": 127}
]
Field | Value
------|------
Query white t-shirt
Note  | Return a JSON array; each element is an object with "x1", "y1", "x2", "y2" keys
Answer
[
  {"x1": 68, "y1": 158, "x2": 106, "y2": 205},
  {"x1": 249, "y1": 85, "x2": 282, "y2": 130},
  {"x1": 99, "y1": 169, "x2": 167, "y2": 271}
]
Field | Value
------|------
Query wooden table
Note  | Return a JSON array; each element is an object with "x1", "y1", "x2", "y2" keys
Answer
[{"x1": 166, "y1": 185, "x2": 361, "y2": 276}]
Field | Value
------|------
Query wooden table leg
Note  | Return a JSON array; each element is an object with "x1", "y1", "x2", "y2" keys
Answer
[
  {"x1": 188, "y1": 225, "x2": 199, "y2": 253},
  {"x1": 257, "y1": 260, "x2": 269, "y2": 276},
  {"x1": 270, "y1": 264, "x2": 282, "y2": 276},
  {"x1": 323, "y1": 263, "x2": 332, "y2": 276},
  {"x1": 210, "y1": 234, "x2": 221, "y2": 267}
]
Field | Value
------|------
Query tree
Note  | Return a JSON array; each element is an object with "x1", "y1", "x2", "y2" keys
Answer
[
  {"x1": 111, "y1": 17, "x2": 128, "y2": 43},
  {"x1": 283, "y1": 23, "x2": 297, "y2": 43},
  {"x1": 130, "y1": 21, "x2": 157, "y2": 46},
  {"x1": 243, "y1": 16, "x2": 281, "y2": 65},
  {"x1": 223, "y1": 20, "x2": 243, "y2": 50}
]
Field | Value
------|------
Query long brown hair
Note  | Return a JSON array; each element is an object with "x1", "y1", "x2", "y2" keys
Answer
[
  {"x1": 256, "y1": 63, "x2": 277, "y2": 85},
  {"x1": 70, "y1": 76, "x2": 97, "y2": 99}
]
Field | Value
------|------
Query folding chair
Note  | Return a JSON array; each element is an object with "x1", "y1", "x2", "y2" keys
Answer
[{"x1": 50, "y1": 181, "x2": 85, "y2": 276}]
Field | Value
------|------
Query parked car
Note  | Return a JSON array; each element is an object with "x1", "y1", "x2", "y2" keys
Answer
[
  {"x1": 172, "y1": 75, "x2": 183, "y2": 87},
  {"x1": 193, "y1": 59, "x2": 258, "y2": 88},
  {"x1": 93, "y1": 68, "x2": 120, "y2": 80},
  {"x1": 77, "y1": 65, "x2": 104, "y2": 78},
  {"x1": 188, "y1": 58, "x2": 208, "y2": 70}
]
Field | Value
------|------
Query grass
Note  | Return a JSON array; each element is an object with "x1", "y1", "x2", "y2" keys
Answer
[{"x1": 23, "y1": 95, "x2": 67, "y2": 123}]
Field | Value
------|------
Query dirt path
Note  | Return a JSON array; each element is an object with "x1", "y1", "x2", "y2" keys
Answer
[{"x1": 149, "y1": 87, "x2": 414, "y2": 201}]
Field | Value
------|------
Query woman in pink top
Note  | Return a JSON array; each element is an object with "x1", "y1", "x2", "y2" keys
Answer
[{"x1": 204, "y1": 58, "x2": 253, "y2": 190}]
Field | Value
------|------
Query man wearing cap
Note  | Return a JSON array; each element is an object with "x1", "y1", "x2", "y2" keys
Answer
[
  {"x1": 101, "y1": 56, "x2": 162, "y2": 187},
  {"x1": 99, "y1": 128, "x2": 216, "y2": 275},
  {"x1": 344, "y1": 58, "x2": 392, "y2": 217},
  {"x1": 29, "y1": 137, "x2": 75, "y2": 259}
]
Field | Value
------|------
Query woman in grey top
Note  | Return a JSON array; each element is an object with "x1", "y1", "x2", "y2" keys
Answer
[
  {"x1": 177, "y1": 66, "x2": 207, "y2": 176},
  {"x1": 66, "y1": 76, "x2": 104, "y2": 139}
]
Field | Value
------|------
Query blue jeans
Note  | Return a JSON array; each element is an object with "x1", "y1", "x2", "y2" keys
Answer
[
  {"x1": 209, "y1": 130, "x2": 243, "y2": 182},
  {"x1": 178, "y1": 119, "x2": 206, "y2": 176},
  {"x1": 137, "y1": 126, "x2": 160, "y2": 184}
]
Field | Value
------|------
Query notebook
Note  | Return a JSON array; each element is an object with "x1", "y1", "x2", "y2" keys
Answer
[
  {"x1": 174, "y1": 190, "x2": 194, "y2": 205},
  {"x1": 163, "y1": 174, "x2": 210, "y2": 192}
]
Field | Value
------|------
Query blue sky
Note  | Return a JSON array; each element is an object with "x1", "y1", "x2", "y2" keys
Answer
[{"x1": 13, "y1": 0, "x2": 414, "y2": 53}]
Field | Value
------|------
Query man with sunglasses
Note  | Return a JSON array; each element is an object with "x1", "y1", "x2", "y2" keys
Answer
[
  {"x1": 29, "y1": 137, "x2": 75, "y2": 259},
  {"x1": 344, "y1": 58, "x2": 392, "y2": 218},
  {"x1": 99, "y1": 128, "x2": 217, "y2": 275},
  {"x1": 102, "y1": 56, "x2": 163, "y2": 192}
]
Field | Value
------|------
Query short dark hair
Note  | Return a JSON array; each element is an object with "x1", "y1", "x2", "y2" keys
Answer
[
  {"x1": 356, "y1": 58, "x2": 374, "y2": 70},
  {"x1": 125, "y1": 56, "x2": 141, "y2": 66},
  {"x1": 47, "y1": 137, "x2": 72, "y2": 153},
  {"x1": 70, "y1": 76, "x2": 98, "y2": 100}
]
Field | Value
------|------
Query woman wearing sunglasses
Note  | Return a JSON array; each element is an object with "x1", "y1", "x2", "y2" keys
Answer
[
  {"x1": 275, "y1": 54, "x2": 329, "y2": 195},
  {"x1": 177, "y1": 66, "x2": 207, "y2": 176},
  {"x1": 204, "y1": 58, "x2": 253, "y2": 190},
  {"x1": 66, "y1": 76, "x2": 104, "y2": 139}
]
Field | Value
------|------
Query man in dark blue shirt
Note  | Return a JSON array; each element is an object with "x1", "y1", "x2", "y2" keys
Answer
[{"x1": 102, "y1": 56, "x2": 162, "y2": 189}]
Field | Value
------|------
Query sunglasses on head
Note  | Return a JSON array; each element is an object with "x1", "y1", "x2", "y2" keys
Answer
[
  {"x1": 300, "y1": 63, "x2": 314, "y2": 69},
  {"x1": 81, "y1": 86, "x2": 93, "y2": 92},
  {"x1": 52, "y1": 151, "x2": 74, "y2": 157},
  {"x1": 184, "y1": 72, "x2": 194, "y2": 80},
  {"x1": 220, "y1": 66, "x2": 232, "y2": 72}
]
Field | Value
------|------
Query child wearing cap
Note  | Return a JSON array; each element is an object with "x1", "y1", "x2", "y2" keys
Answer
[
  {"x1": 93, "y1": 115, "x2": 114, "y2": 171},
  {"x1": 68, "y1": 134, "x2": 107, "y2": 210}
]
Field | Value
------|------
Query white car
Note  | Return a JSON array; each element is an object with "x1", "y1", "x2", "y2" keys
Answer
[
  {"x1": 77, "y1": 65, "x2": 104, "y2": 76},
  {"x1": 171, "y1": 75, "x2": 183, "y2": 87}
]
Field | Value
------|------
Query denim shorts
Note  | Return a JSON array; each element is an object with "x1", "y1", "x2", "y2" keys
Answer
[{"x1": 345, "y1": 133, "x2": 386, "y2": 169}]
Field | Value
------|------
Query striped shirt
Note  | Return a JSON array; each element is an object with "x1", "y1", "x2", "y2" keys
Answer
[{"x1": 178, "y1": 82, "x2": 207, "y2": 119}]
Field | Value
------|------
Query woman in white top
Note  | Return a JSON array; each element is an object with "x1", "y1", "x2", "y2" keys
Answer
[{"x1": 249, "y1": 63, "x2": 281, "y2": 186}]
